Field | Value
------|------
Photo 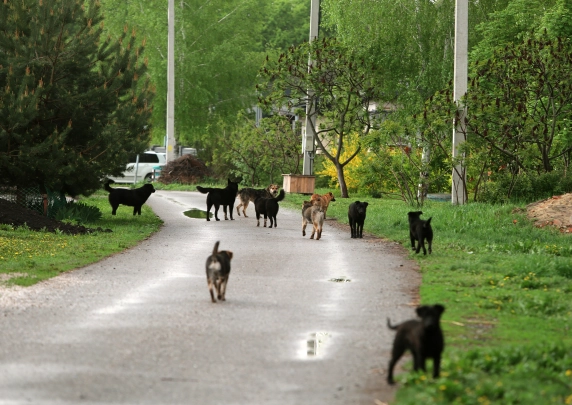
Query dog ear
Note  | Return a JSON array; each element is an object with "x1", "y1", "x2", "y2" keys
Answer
[
  {"x1": 363, "y1": 202, "x2": 369, "y2": 207},
  {"x1": 354, "y1": 201, "x2": 361, "y2": 204},
  {"x1": 416, "y1": 306, "x2": 428, "y2": 317},
  {"x1": 434, "y1": 304, "x2": 445, "y2": 315}
]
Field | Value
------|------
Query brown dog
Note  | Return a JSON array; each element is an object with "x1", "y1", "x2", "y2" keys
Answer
[
  {"x1": 310, "y1": 192, "x2": 336, "y2": 219},
  {"x1": 236, "y1": 184, "x2": 280, "y2": 217},
  {"x1": 302, "y1": 200, "x2": 324, "y2": 240},
  {"x1": 205, "y1": 241, "x2": 233, "y2": 303},
  {"x1": 386, "y1": 304, "x2": 445, "y2": 384}
]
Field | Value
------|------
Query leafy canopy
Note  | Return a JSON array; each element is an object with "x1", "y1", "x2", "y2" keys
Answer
[{"x1": 0, "y1": 0, "x2": 154, "y2": 195}]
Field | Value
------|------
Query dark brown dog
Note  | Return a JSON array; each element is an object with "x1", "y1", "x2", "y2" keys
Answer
[
  {"x1": 348, "y1": 201, "x2": 368, "y2": 238},
  {"x1": 386, "y1": 304, "x2": 445, "y2": 385},
  {"x1": 310, "y1": 192, "x2": 336, "y2": 219},
  {"x1": 104, "y1": 180, "x2": 155, "y2": 215},
  {"x1": 236, "y1": 184, "x2": 280, "y2": 217},
  {"x1": 205, "y1": 241, "x2": 233, "y2": 303},
  {"x1": 408, "y1": 211, "x2": 433, "y2": 255},
  {"x1": 254, "y1": 189, "x2": 285, "y2": 228}
]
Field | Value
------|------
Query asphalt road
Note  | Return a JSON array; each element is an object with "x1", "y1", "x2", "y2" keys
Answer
[{"x1": 0, "y1": 190, "x2": 420, "y2": 405}]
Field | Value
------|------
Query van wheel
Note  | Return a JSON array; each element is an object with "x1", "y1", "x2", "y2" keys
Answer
[{"x1": 144, "y1": 174, "x2": 153, "y2": 183}]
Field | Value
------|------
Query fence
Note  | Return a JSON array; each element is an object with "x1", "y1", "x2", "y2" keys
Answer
[{"x1": 0, "y1": 185, "x2": 67, "y2": 218}]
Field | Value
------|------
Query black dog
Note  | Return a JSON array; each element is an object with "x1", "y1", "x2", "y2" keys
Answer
[
  {"x1": 254, "y1": 189, "x2": 285, "y2": 228},
  {"x1": 104, "y1": 180, "x2": 155, "y2": 215},
  {"x1": 205, "y1": 241, "x2": 233, "y2": 303},
  {"x1": 348, "y1": 201, "x2": 369, "y2": 238},
  {"x1": 408, "y1": 211, "x2": 433, "y2": 255},
  {"x1": 386, "y1": 304, "x2": 445, "y2": 385},
  {"x1": 196, "y1": 179, "x2": 239, "y2": 221}
]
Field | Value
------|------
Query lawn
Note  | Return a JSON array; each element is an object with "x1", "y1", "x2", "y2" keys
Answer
[{"x1": 0, "y1": 192, "x2": 162, "y2": 286}]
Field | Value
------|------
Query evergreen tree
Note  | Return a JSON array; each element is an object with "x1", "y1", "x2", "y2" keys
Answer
[{"x1": 0, "y1": 0, "x2": 154, "y2": 196}]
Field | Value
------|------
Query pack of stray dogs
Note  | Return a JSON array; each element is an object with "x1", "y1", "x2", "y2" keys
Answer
[{"x1": 102, "y1": 178, "x2": 443, "y2": 384}]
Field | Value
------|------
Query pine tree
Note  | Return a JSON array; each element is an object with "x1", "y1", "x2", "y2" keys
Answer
[{"x1": 0, "y1": 0, "x2": 154, "y2": 196}]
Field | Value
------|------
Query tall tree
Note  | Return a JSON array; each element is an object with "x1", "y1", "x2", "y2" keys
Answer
[
  {"x1": 0, "y1": 0, "x2": 153, "y2": 196},
  {"x1": 98, "y1": 0, "x2": 310, "y2": 151},
  {"x1": 259, "y1": 37, "x2": 380, "y2": 197},
  {"x1": 465, "y1": 34, "x2": 572, "y2": 174}
]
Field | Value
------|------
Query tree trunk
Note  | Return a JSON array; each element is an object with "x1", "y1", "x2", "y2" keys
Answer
[{"x1": 336, "y1": 162, "x2": 349, "y2": 198}]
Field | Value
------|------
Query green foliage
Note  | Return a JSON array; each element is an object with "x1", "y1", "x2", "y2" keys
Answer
[
  {"x1": 471, "y1": 0, "x2": 557, "y2": 63},
  {"x1": 0, "y1": 0, "x2": 154, "y2": 196},
  {"x1": 261, "y1": 0, "x2": 311, "y2": 50},
  {"x1": 258, "y1": 37, "x2": 381, "y2": 197},
  {"x1": 53, "y1": 201, "x2": 103, "y2": 224},
  {"x1": 478, "y1": 170, "x2": 572, "y2": 203},
  {"x1": 542, "y1": 0, "x2": 572, "y2": 38},
  {"x1": 466, "y1": 34, "x2": 572, "y2": 174},
  {"x1": 211, "y1": 114, "x2": 302, "y2": 186},
  {"x1": 395, "y1": 344, "x2": 572, "y2": 405}
]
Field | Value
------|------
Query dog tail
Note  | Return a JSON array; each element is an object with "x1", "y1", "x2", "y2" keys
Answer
[
  {"x1": 425, "y1": 217, "x2": 433, "y2": 227},
  {"x1": 275, "y1": 189, "x2": 286, "y2": 202},
  {"x1": 104, "y1": 179, "x2": 115, "y2": 193},
  {"x1": 387, "y1": 317, "x2": 398, "y2": 330},
  {"x1": 212, "y1": 241, "x2": 220, "y2": 256},
  {"x1": 196, "y1": 186, "x2": 210, "y2": 194}
]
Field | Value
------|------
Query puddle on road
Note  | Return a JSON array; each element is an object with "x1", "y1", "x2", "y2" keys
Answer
[
  {"x1": 307, "y1": 332, "x2": 331, "y2": 357},
  {"x1": 183, "y1": 209, "x2": 212, "y2": 219},
  {"x1": 329, "y1": 276, "x2": 351, "y2": 283}
]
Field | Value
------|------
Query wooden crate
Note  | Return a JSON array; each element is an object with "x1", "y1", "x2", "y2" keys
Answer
[{"x1": 282, "y1": 174, "x2": 316, "y2": 194}]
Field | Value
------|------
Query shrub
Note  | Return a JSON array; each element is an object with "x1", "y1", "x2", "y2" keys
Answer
[{"x1": 54, "y1": 201, "x2": 102, "y2": 224}]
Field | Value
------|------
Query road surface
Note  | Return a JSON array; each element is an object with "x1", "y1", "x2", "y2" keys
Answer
[{"x1": 0, "y1": 190, "x2": 420, "y2": 405}]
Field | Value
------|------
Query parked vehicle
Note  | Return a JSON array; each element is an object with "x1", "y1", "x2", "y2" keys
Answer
[{"x1": 107, "y1": 151, "x2": 166, "y2": 184}]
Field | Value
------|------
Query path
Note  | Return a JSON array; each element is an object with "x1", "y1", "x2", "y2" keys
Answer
[{"x1": 0, "y1": 190, "x2": 420, "y2": 404}]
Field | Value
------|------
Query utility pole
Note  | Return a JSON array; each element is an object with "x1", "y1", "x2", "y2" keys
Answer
[
  {"x1": 452, "y1": 0, "x2": 468, "y2": 204},
  {"x1": 302, "y1": 0, "x2": 320, "y2": 176},
  {"x1": 166, "y1": 0, "x2": 177, "y2": 163}
]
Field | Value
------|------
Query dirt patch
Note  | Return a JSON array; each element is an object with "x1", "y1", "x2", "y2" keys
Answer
[
  {"x1": 526, "y1": 193, "x2": 572, "y2": 233},
  {"x1": 0, "y1": 198, "x2": 110, "y2": 235}
]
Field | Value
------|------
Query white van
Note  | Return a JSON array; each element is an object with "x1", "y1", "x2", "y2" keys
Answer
[{"x1": 108, "y1": 151, "x2": 166, "y2": 184}]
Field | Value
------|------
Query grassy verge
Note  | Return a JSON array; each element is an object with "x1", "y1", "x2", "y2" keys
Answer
[
  {"x1": 281, "y1": 190, "x2": 572, "y2": 405},
  {"x1": 0, "y1": 191, "x2": 162, "y2": 286}
]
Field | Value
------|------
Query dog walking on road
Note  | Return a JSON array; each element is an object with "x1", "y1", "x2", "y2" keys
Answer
[{"x1": 205, "y1": 241, "x2": 233, "y2": 303}]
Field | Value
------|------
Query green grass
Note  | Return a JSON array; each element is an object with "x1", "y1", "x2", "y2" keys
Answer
[
  {"x1": 0, "y1": 191, "x2": 162, "y2": 286},
  {"x1": 281, "y1": 190, "x2": 572, "y2": 405}
]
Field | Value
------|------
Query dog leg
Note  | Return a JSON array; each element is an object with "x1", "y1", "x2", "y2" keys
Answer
[
  {"x1": 387, "y1": 346, "x2": 405, "y2": 385},
  {"x1": 302, "y1": 219, "x2": 307, "y2": 236},
  {"x1": 223, "y1": 205, "x2": 229, "y2": 220},
  {"x1": 219, "y1": 276, "x2": 228, "y2": 301},
  {"x1": 410, "y1": 232, "x2": 416, "y2": 250},
  {"x1": 242, "y1": 200, "x2": 249, "y2": 217},
  {"x1": 236, "y1": 203, "x2": 242, "y2": 217},
  {"x1": 207, "y1": 279, "x2": 216, "y2": 303},
  {"x1": 432, "y1": 355, "x2": 441, "y2": 378},
  {"x1": 263, "y1": 216, "x2": 267, "y2": 227}
]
